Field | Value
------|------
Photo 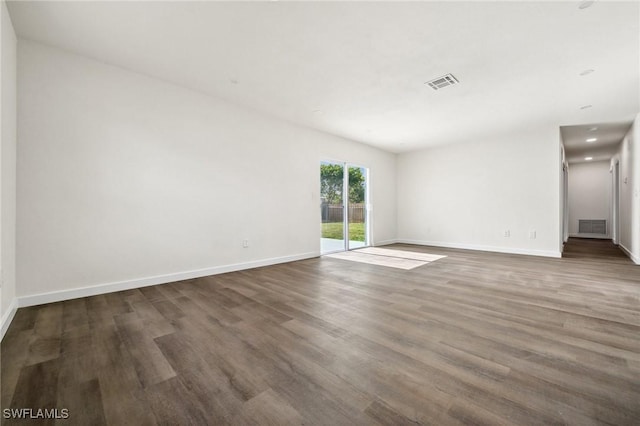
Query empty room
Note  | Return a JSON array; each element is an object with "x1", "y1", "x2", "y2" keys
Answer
[{"x1": 1, "y1": 1, "x2": 639, "y2": 425}]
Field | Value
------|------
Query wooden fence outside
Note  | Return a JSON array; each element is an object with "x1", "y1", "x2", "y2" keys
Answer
[{"x1": 321, "y1": 203, "x2": 365, "y2": 223}]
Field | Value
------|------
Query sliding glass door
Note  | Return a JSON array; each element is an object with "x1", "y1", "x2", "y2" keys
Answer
[
  {"x1": 347, "y1": 165, "x2": 367, "y2": 250},
  {"x1": 320, "y1": 161, "x2": 345, "y2": 254},
  {"x1": 320, "y1": 161, "x2": 368, "y2": 254}
]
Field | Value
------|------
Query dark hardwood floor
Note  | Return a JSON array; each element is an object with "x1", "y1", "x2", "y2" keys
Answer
[{"x1": 2, "y1": 239, "x2": 639, "y2": 425}]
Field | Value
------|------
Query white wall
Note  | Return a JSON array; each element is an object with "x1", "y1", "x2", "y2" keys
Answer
[
  {"x1": 567, "y1": 160, "x2": 612, "y2": 238},
  {"x1": 396, "y1": 127, "x2": 561, "y2": 257},
  {"x1": 610, "y1": 156, "x2": 619, "y2": 244},
  {"x1": 1, "y1": 0, "x2": 17, "y2": 335},
  {"x1": 634, "y1": 114, "x2": 640, "y2": 261},
  {"x1": 617, "y1": 113, "x2": 640, "y2": 263},
  {"x1": 559, "y1": 133, "x2": 568, "y2": 245},
  {"x1": 17, "y1": 40, "x2": 397, "y2": 301}
]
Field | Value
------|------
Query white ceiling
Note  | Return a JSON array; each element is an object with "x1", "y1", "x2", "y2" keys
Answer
[
  {"x1": 7, "y1": 1, "x2": 640, "y2": 153},
  {"x1": 561, "y1": 121, "x2": 632, "y2": 163}
]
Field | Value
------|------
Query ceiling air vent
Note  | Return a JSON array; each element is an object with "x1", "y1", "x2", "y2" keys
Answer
[{"x1": 425, "y1": 73, "x2": 459, "y2": 91}]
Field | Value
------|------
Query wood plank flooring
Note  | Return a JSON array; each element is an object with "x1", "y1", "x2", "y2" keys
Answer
[{"x1": 2, "y1": 238, "x2": 639, "y2": 425}]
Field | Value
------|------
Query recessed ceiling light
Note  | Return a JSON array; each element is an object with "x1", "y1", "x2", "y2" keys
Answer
[
  {"x1": 579, "y1": 69, "x2": 595, "y2": 76},
  {"x1": 586, "y1": 138, "x2": 597, "y2": 142},
  {"x1": 580, "y1": 105, "x2": 592, "y2": 110},
  {"x1": 585, "y1": 157, "x2": 593, "y2": 161},
  {"x1": 230, "y1": 79, "x2": 239, "y2": 84},
  {"x1": 578, "y1": 1, "x2": 595, "y2": 10},
  {"x1": 588, "y1": 126, "x2": 598, "y2": 132}
]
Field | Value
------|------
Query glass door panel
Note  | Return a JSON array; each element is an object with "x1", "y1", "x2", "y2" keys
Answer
[
  {"x1": 347, "y1": 165, "x2": 368, "y2": 250},
  {"x1": 320, "y1": 162, "x2": 345, "y2": 254}
]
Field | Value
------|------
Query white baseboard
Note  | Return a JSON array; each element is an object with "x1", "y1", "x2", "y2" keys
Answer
[
  {"x1": 17, "y1": 251, "x2": 320, "y2": 308},
  {"x1": 1, "y1": 298, "x2": 18, "y2": 341},
  {"x1": 396, "y1": 239, "x2": 562, "y2": 258},
  {"x1": 619, "y1": 243, "x2": 640, "y2": 265},
  {"x1": 374, "y1": 239, "x2": 398, "y2": 246},
  {"x1": 569, "y1": 233, "x2": 611, "y2": 240}
]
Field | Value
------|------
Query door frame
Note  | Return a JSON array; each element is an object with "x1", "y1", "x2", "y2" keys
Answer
[
  {"x1": 612, "y1": 160, "x2": 620, "y2": 244},
  {"x1": 320, "y1": 161, "x2": 370, "y2": 254},
  {"x1": 346, "y1": 163, "x2": 370, "y2": 251}
]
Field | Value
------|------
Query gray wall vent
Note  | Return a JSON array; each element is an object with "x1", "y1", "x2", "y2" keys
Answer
[{"x1": 578, "y1": 219, "x2": 606, "y2": 234}]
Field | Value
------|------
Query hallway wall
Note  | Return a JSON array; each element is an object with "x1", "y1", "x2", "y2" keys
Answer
[{"x1": 568, "y1": 160, "x2": 611, "y2": 238}]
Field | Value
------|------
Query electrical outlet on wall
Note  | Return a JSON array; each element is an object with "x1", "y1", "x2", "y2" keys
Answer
[
  {"x1": 503, "y1": 230, "x2": 510, "y2": 237},
  {"x1": 529, "y1": 230, "x2": 536, "y2": 239},
  {"x1": 242, "y1": 239, "x2": 249, "y2": 248}
]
